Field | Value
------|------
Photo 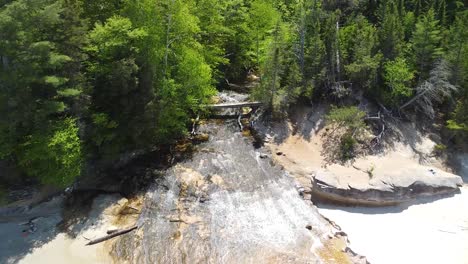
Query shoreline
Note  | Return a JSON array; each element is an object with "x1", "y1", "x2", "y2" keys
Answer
[
  {"x1": 0, "y1": 194, "x2": 135, "y2": 264},
  {"x1": 317, "y1": 186, "x2": 468, "y2": 264}
]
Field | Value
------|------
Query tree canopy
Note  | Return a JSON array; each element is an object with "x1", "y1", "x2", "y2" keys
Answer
[{"x1": 0, "y1": 0, "x2": 466, "y2": 186}]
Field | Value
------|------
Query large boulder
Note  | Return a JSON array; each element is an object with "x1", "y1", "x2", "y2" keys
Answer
[{"x1": 312, "y1": 167, "x2": 463, "y2": 206}]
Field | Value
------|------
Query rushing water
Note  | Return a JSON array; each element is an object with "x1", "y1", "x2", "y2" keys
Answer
[{"x1": 113, "y1": 95, "x2": 339, "y2": 263}]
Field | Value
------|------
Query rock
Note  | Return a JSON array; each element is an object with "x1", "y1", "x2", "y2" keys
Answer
[
  {"x1": 305, "y1": 224, "x2": 312, "y2": 230},
  {"x1": 199, "y1": 195, "x2": 209, "y2": 203},
  {"x1": 276, "y1": 151, "x2": 283, "y2": 156},
  {"x1": 311, "y1": 167, "x2": 463, "y2": 206},
  {"x1": 193, "y1": 133, "x2": 209, "y2": 143},
  {"x1": 259, "y1": 153, "x2": 268, "y2": 159}
]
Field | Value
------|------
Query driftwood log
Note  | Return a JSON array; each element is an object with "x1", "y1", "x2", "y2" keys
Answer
[
  {"x1": 203, "y1": 102, "x2": 263, "y2": 110},
  {"x1": 85, "y1": 225, "x2": 137, "y2": 246}
]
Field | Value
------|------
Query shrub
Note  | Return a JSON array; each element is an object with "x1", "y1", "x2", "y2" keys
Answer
[
  {"x1": 326, "y1": 106, "x2": 367, "y2": 134},
  {"x1": 326, "y1": 106, "x2": 367, "y2": 161},
  {"x1": 432, "y1": 143, "x2": 447, "y2": 155},
  {"x1": 340, "y1": 133, "x2": 357, "y2": 160}
]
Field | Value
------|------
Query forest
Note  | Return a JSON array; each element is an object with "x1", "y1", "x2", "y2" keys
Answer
[{"x1": 0, "y1": 0, "x2": 466, "y2": 188}]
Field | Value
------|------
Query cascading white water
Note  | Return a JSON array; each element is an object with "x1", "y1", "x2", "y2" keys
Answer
[{"x1": 112, "y1": 93, "x2": 340, "y2": 263}]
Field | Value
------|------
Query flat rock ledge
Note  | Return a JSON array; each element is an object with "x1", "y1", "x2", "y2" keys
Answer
[{"x1": 311, "y1": 167, "x2": 463, "y2": 206}]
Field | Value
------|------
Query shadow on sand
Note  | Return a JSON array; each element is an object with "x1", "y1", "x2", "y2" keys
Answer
[
  {"x1": 0, "y1": 191, "x2": 109, "y2": 263},
  {"x1": 315, "y1": 190, "x2": 460, "y2": 215}
]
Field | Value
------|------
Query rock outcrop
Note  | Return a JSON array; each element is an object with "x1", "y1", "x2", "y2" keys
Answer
[{"x1": 311, "y1": 167, "x2": 463, "y2": 206}]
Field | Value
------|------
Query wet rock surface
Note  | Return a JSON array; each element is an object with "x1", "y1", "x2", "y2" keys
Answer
[{"x1": 112, "y1": 119, "x2": 367, "y2": 264}]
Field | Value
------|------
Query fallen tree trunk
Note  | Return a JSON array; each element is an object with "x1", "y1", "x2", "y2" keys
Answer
[
  {"x1": 203, "y1": 102, "x2": 263, "y2": 109},
  {"x1": 208, "y1": 112, "x2": 253, "y2": 119},
  {"x1": 86, "y1": 225, "x2": 137, "y2": 246}
]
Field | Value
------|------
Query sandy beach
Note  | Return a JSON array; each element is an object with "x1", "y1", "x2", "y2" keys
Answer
[
  {"x1": 318, "y1": 186, "x2": 468, "y2": 264},
  {"x1": 0, "y1": 194, "x2": 130, "y2": 264},
  {"x1": 264, "y1": 106, "x2": 468, "y2": 264}
]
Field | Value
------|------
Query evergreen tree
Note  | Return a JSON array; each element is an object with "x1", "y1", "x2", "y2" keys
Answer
[
  {"x1": 84, "y1": 16, "x2": 153, "y2": 156},
  {"x1": 0, "y1": 0, "x2": 83, "y2": 185},
  {"x1": 195, "y1": 0, "x2": 230, "y2": 81},
  {"x1": 246, "y1": 0, "x2": 279, "y2": 74},
  {"x1": 378, "y1": 1, "x2": 405, "y2": 60},
  {"x1": 446, "y1": 11, "x2": 468, "y2": 133},
  {"x1": 410, "y1": 9, "x2": 444, "y2": 81},
  {"x1": 340, "y1": 15, "x2": 382, "y2": 91}
]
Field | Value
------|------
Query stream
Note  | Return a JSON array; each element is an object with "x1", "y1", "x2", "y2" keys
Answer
[
  {"x1": 2, "y1": 91, "x2": 467, "y2": 263},
  {"x1": 112, "y1": 93, "x2": 342, "y2": 263}
]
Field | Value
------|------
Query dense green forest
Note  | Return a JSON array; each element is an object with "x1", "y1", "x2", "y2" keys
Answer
[{"x1": 0, "y1": 0, "x2": 466, "y2": 187}]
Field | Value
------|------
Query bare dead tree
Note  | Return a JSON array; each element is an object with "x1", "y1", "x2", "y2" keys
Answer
[{"x1": 399, "y1": 59, "x2": 457, "y2": 119}]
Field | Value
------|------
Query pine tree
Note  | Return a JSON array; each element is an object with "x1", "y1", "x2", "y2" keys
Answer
[
  {"x1": 195, "y1": 0, "x2": 230, "y2": 81},
  {"x1": 340, "y1": 15, "x2": 382, "y2": 91},
  {"x1": 411, "y1": 9, "x2": 444, "y2": 81},
  {"x1": 0, "y1": 0, "x2": 83, "y2": 185},
  {"x1": 247, "y1": 0, "x2": 279, "y2": 74},
  {"x1": 378, "y1": 1, "x2": 405, "y2": 60},
  {"x1": 446, "y1": 11, "x2": 468, "y2": 133}
]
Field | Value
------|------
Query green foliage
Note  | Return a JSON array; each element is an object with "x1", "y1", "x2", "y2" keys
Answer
[
  {"x1": 81, "y1": 0, "x2": 123, "y2": 24},
  {"x1": 445, "y1": 11, "x2": 468, "y2": 134},
  {"x1": 411, "y1": 9, "x2": 444, "y2": 79},
  {"x1": 253, "y1": 20, "x2": 291, "y2": 114},
  {"x1": 195, "y1": 0, "x2": 230, "y2": 80},
  {"x1": 85, "y1": 15, "x2": 157, "y2": 155},
  {"x1": 340, "y1": 133, "x2": 357, "y2": 161},
  {"x1": 383, "y1": 57, "x2": 414, "y2": 103},
  {"x1": 0, "y1": 0, "x2": 85, "y2": 186},
  {"x1": 326, "y1": 106, "x2": 367, "y2": 160},
  {"x1": 340, "y1": 15, "x2": 382, "y2": 90},
  {"x1": 447, "y1": 98, "x2": 468, "y2": 132},
  {"x1": 247, "y1": 0, "x2": 280, "y2": 67},
  {"x1": 0, "y1": 0, "x2": 466, "y2": 189},
  {"x1": 378, "y1": 1, "x2": 405, "y2": 60},
  {"x1": 18, "y1": 118, "x2": 82, "y2": 187},
  {"x1": 326, "y1": 106, "x2": 367, "y2": 133},
  {"x1": 433, "y1": 143, "x2": 447, "y2": 154}
]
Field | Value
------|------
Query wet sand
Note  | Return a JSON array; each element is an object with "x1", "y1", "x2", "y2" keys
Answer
[
  {"x1": 19, "y1": 233, "x2": 112, "y2": 264},
  {"x1": 1, "y1": 194, "x2": 129, "y2": 264}
]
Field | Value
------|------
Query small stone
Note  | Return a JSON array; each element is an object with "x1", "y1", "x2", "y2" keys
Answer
[
  {"x1": 306, "y1": 225, "x2": 312, "y2": 230},
  {"x1": 199, "y1": 196, "x2": 209, "y2": 203},
  {"x1": 259, "y1": 154, "x2": 268, "y2": 159},
  {"x1": 276, "y1": 151, "x2": 283, "y2": 156}
]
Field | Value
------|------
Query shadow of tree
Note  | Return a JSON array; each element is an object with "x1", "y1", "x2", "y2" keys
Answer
[
  {"x1": 320, "y1": 128, "x2": 347, "y2": 166},
  {"x1": 289, "y1": 104, "x2": 328, "y2": 142},
  {"x1": 0, "y1": 192, "x2": 123, "y2": 263},
  {"x1": 0, "y1": 198, "x2": 63, "y2": 263}
]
